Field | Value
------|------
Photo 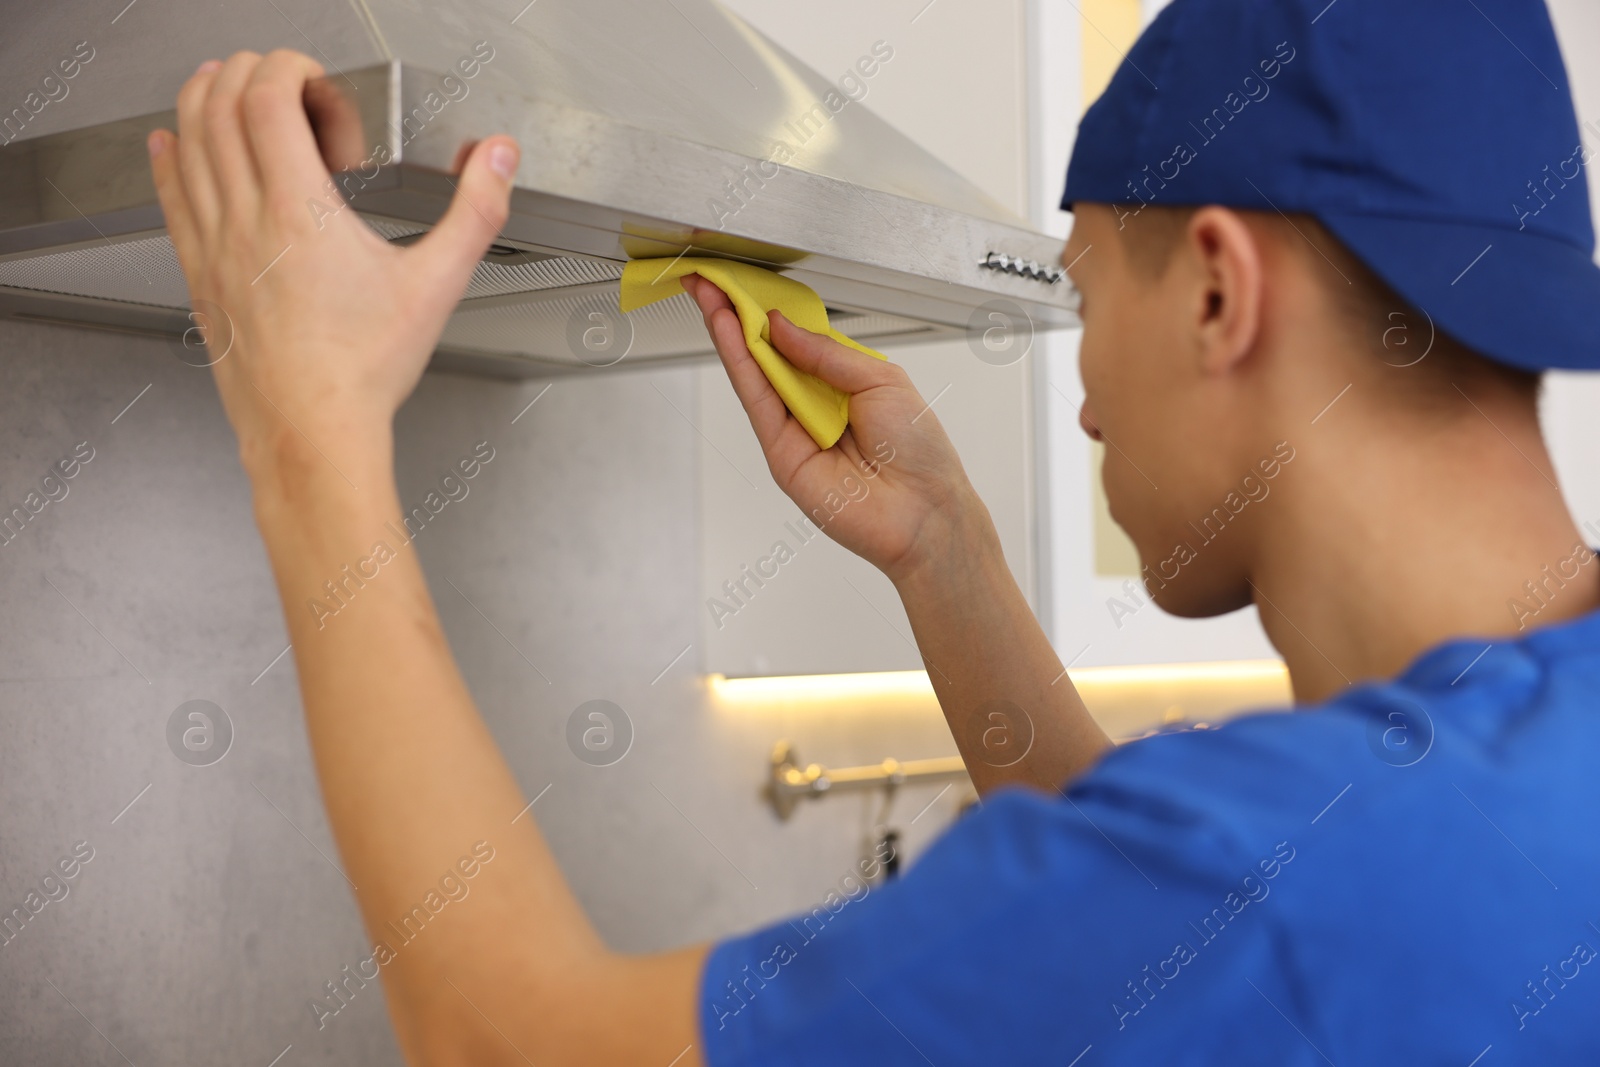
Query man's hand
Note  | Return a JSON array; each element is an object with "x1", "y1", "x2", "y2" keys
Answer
[
  {"x1": 147, "y1": 50, "x2": 520, "y2": 476},
  {"x1": 683, "y1": 273, "x2": 986, "y2": 586},
  {"x1": 686, "y1": 271, "x2": 1115, "y2": 794}
]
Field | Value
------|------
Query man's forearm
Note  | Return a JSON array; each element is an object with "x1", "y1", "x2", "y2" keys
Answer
[
  {"x1": 892, "y1": 492, "x2": 1113, "y2": 795},
  {"x1": 248, "y1": 429, "x2": 702, "y2": 1066},
  {"x1": 145, "y1": 49, "x2": 705, "y2": 1061}
]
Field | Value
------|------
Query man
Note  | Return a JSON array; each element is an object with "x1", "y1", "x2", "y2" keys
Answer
[{"x1": 146, "y1": 0, "x2": 1600, "y2": 1062}]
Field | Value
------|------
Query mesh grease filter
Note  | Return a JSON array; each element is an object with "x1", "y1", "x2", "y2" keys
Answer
[{"x1": 0, "y1": 215, "x2": 934, "y2": 367}]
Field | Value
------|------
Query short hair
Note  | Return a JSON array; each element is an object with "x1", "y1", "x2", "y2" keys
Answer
[{"x1": 1114, "y1": 204, "x2": 1542, "y2": 404}]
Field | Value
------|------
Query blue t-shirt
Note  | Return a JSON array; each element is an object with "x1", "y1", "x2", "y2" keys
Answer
[{"x1": 700, "y1": 606, "x2": 1600, "y2": 1064}]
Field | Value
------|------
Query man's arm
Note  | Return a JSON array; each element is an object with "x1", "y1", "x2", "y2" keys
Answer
[
  {"x1": 252, "y1": 445, "x2": 706, "y2": 1066},
  {"x1": 684, "y1": 279, "x2": 1114, "y2": 794},
  {"x1": 149, "y1": 50, "x2": 706, "y2": 1067}
]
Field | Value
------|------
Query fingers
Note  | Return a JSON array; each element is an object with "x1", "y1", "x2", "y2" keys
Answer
[
  {"x1": 241, "y1": 50, "x2": 335, "y2": 210},
  {"x1": 175, "y1": 61, "x2": 224, "y2": 238},
  {"x1": 684, "y1": 275, "x2": 827, "y2": 476},
  {"x1": 767, "y1": 311, "x2": 901, "y2": 394},
  {"x1": 147, "y1": 130, "x2": 204, "y2": 277},
  {"x1": 685, "y1": 276, "x2": 790, "y2": 448},
  {"x1": 681, "y1": 274, "x2": 730, "y2": 317},
  {"x1": 407, "y1": 137, "x2": 519, "y2": 302},
  {"x1": 302, "y1": 73, "x2": 366, "y2": 173},
  {"x1": 200, "y1": 52, "x2": 266, "y2": 220}
]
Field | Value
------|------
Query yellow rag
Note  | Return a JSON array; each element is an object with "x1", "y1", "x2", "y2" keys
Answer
[{"x1": 619, "y1": 257, "x2": 887, "y2": 449}]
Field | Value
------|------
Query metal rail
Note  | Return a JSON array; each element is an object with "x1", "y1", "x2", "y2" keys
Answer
[
  {"x1": 767, "y1": 721, "x2": 1215, "y2": 819},
  {"x1": 768, "y1": 741, "x2": 969, "y2": 820}
]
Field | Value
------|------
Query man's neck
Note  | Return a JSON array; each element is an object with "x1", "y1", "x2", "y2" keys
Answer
[{"x1": 1249, "y1": 390, "x2": 1599, "y2": 705}]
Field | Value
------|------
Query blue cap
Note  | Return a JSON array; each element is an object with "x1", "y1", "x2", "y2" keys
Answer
[{"x1": 1062, "y1": 0, "x2": 1600, "y2": 372}]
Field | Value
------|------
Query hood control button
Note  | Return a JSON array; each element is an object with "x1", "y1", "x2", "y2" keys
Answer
[{"x1": 980, "y1": 251, "x2": 1065, "y2": 284}]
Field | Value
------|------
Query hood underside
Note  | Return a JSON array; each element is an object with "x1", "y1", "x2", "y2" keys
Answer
[{"x1": 0, "y1": 0, "x2": 1077, "y2": 376}]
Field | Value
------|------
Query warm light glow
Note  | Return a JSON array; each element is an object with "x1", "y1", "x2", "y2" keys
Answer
[
  {"x1": 709, "y1": 660, "x2": 1294, "y2": 739},
  {"x1": 709, "y1": 660, "x2": 1287, "y2": 701},
  {"x1": 708, "y1": 670, "x2": 934, "y2": 703},
  {"x1": 1069, "y1": 659, "x2": 1289, "y2": 688}
]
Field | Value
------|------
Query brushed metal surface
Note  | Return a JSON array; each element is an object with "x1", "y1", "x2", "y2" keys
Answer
[
  {"x1": 0, "y1": 0, "x2": 1021, "y2": 221},
  {"x1": 0, "y1": 1, "x2": 1080, "y2": 373}
]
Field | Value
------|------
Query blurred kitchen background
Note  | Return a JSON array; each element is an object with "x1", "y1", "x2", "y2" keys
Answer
[{"x1": 1, "y1": 0, "x2": 1597, "y2": 1063}]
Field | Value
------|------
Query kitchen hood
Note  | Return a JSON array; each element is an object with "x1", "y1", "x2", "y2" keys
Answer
[{"x1": 0, "y1": 0, "x2": 1077, "y2": 377}]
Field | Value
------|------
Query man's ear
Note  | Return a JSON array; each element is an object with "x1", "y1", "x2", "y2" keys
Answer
[{"x1": 1185, "y1": 206, "x2": 1264, "y2": 376}]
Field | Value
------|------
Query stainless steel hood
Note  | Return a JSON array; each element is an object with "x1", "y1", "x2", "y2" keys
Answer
[{"x1": 0, "y1": 0, "x2": 1077, "y2": 376}]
